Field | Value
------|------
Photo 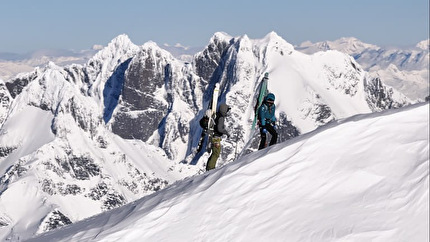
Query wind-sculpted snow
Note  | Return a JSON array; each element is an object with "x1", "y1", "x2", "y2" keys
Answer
[{"x1": 28, "y1": 103, "x2": 429, "y2": 242}]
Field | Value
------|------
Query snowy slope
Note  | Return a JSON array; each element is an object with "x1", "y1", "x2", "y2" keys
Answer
[{"x1": 28, "y1": 103, "x2": 429, "y2": 242}]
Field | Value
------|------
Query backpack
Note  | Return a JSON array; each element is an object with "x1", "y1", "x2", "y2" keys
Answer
[{"x1": 199, "y1": 115, "x2": 210, "y2": 130}]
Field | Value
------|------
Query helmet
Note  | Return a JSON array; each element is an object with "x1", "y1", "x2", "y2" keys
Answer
[
  {"x1": 264, "y1": 72, "x2": 269, "y2": 78},
  {"x1": 265, "y1": 93, "x2": 275, "y2": 102},
  {"x1": 219, "y1": 103, "x2": 230, "y2": 116}
]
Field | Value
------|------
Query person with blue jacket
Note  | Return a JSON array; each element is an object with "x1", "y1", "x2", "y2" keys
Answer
[{"x1": 258, "y1": 93, "x2": 278, "y2": 150}]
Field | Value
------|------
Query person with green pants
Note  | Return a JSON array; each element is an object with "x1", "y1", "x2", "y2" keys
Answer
[{"x1": 206, "y1": 103, "x2": 230, "y2": 171}]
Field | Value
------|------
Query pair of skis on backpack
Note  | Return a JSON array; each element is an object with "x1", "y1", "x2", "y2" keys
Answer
[
  {"x1": 197, "y1": 83, "x2": 220, "y2": 153},
  {"x1": 197, "y1": 72, "x2": 269, "y2": 154}
]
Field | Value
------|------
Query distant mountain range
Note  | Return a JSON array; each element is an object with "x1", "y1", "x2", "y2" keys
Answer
[
  {"x1": 0, "y1": 32, "x2": 426, "y2": 241},
  {"x1": 296, "y1": 37, "x2": 429, "y2": 100},
  {"x1": 1, "y1": 37, "x2": 428, "y2": 101}
]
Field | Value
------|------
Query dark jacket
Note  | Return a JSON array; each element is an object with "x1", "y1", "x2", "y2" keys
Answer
[{"x1": 214, "y1": 103, "x2": 230, "y2": 137}]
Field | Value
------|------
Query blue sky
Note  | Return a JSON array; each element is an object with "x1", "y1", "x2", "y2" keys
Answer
[{"x1": 0, "y1": 0, "x2": 428, "y2": 54}]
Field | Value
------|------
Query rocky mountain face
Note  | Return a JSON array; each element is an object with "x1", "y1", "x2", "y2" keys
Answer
[
  {"x1": 0, "y1": 80, "x2": 11, "y2": 127},
  {"x1": 0, "y1": 32, "x2": 414, "y2": 241},
  {"x1": 0, "y1": 36, "x2": 195, "y2": 241}
]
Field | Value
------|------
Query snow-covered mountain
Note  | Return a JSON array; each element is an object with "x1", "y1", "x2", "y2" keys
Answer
[
  {"x1": 0, "y1": 81, "x2": 11, "y2": 126},
  {"x1": 0, "y1": 36, "x2": 201, "y2": 241},
  {"x1": 297, "y1": 37, "x2": 429, "y2": 101},
  {"x1": 28, "y1": 103, "x2": 429, "y2": 242},
  {"x1": 0, "y1": 32, "x2": 416, "y2": 241},
  {"x1": 297, "y1": 37, "x2": 380, "y2": 55},
  {"x1": 191, "y1": 32, "x2": 410, "y2": 162}
]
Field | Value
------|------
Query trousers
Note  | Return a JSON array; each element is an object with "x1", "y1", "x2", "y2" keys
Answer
[
  {"x1": 258, "y1": 124, "x2": 278, "y2": 150},
  {"x1": 206, "y1": 136, "x2": 222, "y2": 171}
]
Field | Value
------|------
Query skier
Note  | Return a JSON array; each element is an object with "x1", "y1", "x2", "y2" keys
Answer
[
  {"x1": 258, "y1": 93, "x2": 278, "y2": 150},
  {"x1": 251, "y1": 72, "x2": 270, "y2": 130},
  {"x1": 206, "y1": 103, "x2": 230, "y2": 171}
]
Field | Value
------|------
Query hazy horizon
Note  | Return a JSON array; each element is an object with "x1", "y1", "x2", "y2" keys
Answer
[{"x1": 0, "y1": 0, "x2": 428, "y2": 54}]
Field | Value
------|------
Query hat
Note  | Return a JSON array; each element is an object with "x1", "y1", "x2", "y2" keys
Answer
[{"x1": 265, "y1": 93, "x2": 275, "y2": 101}]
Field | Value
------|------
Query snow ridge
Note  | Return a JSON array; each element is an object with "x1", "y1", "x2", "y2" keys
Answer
[{"x1": 28, "y1": 103, "x2": 429, "y2": 242}]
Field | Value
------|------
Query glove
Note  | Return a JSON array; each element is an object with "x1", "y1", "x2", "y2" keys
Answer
[
  {"x1": 273, "y1": 125, "x2": 277, "y2": 129},
  {"x1": 262, "y1": 128, "x2": 267, "y2": 134}
]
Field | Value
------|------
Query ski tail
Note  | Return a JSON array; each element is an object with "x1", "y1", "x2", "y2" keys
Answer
[
  {"x1": 211, "y1": 83, "x2": 220, "y2": 115},
  {"x1": 196, "y1": 131, "x2": 206, "y2": 153},
  {"x1": 208, "y1": 83, "x2": 220, "y2": 132}
]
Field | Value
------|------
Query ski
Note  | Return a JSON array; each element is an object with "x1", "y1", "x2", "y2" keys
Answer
[
  {"x1": 235, "y1": 73, "x2": 269, "y2": 161},
  {"x1": 209, "y1": 83, "x2": 220, "y2": 132},
  {"x1": 196, "y1": 83, "x2": 220, "y2": 153},
  {"x1": 251, "y1": 73, "x2": 269, "y2": 130},
  {"x1": 196, "y1": 130, "x2": 206, "y2": 153}
]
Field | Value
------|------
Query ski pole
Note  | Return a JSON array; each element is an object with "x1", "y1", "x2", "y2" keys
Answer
[{"x1": 234, "y1": 129, "x2": 239, "y2": 160}]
